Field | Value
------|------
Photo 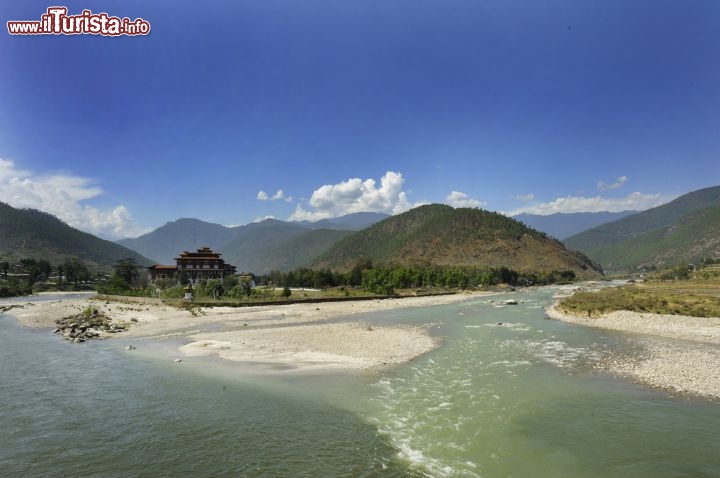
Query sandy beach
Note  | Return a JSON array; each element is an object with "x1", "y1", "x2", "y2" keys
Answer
[
  {"x1": 546, "y1": 302, "x2": 720, "y2": 399},
  {"x1": 3, "y1": 292, "x2": 484, "y2": 371}
]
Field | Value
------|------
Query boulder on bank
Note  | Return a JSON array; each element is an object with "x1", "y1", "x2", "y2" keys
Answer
[{"x1": 54, "y1": 307, "x2": 126, "y2": 342}]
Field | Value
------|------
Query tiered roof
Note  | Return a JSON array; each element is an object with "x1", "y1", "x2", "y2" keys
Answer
[{"x1": 175, "y1": 246, "x2": 223, "y2": 261}]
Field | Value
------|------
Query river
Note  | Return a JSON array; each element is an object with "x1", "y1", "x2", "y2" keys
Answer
[{"x1": 2, "y1": 288, "x2": 719, "y2": 477}]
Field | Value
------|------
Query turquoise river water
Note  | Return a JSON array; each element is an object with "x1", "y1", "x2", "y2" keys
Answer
[{"x1": 1, "y1": 289, "x2": 719, "y2": 477}]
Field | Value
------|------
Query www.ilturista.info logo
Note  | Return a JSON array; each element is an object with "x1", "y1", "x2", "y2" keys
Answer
[{"x1": 7, "y1": 7, "x2": 150, "y2": 36}]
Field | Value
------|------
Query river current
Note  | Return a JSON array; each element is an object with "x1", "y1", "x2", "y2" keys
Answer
[{"x1": 2, "y1": 289, "x2": 719, "y2": 477}]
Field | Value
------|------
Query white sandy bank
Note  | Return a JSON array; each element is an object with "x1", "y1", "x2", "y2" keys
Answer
[
  {"x1": 4, "y1": 293, "x2": 485, "y2": 371},
  {"x1": 547, "y1": 303, "x2": 720, "y2": 399},
  {"x1": 180, "y1": 322, "x2": 437, "y2": 370}
]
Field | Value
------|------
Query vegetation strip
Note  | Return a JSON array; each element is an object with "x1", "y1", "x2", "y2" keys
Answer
[
  {"x1": 167, "y1": 292, "x2": 457, "y2": 309},
  {"x1": 558, "y1": 280, "x2": 720, "y2": 318}
]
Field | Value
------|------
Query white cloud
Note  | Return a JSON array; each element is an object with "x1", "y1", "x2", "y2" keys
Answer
[
  {"x1": 445, "y1": 191, "x2": 485, "y2": 208},
  {"x1": 253, "y1": 215, "x2": 277, "y2": 223},
  {"x1": 597, "y1": 175, "x2": 628, "y2": 191},
  {"x1": 506, "y1": 191, "x2": 672, "y2": 216},
  {"x1": 289, "y1": 171, "x2": 418, "y2": 221},
  {"x1": 0, "y1": 158, "x2": 150, "y2": 239},
  {"x1": 514, "y1": 193, "x2": 535, "y2": 201},
  {"x1": 274, "y1": 190, "x2": 292, "y2": 202},
  {"x1": 257, "y1": 189, "x2": 292, "y2": 202}
]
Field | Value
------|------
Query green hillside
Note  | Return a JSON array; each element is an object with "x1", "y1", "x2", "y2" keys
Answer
[
  {"x1": 562, "y1": 185, "x2": 720, "y2": 272},
  {"x1": 239, "y1": 229, "x2": 353, "y2": 274},
  {"x1": 564, "y1": 185, "x2": 720, "y2": 252},
  {"x1": 581, "y1": 205, "x2": 720, "y2": 272},
  {"x1": 312, "y1": 204, "x2": 602, "y2": 278},
  {"x1": 0, "y1": 201, "x2": 153, "y2": 269},
  {"x1": 219, "y1": 220, "x2": 317, "y2": 272}
]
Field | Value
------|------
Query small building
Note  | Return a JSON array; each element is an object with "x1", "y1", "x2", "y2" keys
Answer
[
  {"x1": 147, "y1": 265, "x2": 177, "y2": 281},
  {"x1": 148, "y1": 246, "x2": 237, "y2": 285}
]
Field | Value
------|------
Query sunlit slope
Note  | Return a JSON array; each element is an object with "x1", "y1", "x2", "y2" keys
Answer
[{"x1": 313, "y1": 204, "x2": 602, "y2": 278}]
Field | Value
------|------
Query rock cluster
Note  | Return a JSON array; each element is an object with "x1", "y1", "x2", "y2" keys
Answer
[
  {"x1": 0, "y1": 303, "x2": 32, "y2": 314},
  {"x1": 54, "y1": 307, "x2": 126, "y2": 343}
]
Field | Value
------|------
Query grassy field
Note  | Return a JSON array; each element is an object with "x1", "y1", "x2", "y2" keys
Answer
[{"x1": 559, "y1": 272, "x2": 720, "y2": 318}]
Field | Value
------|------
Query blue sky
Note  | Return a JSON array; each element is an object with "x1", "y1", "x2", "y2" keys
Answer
[{"x1": 1, "y1": 0, "x2": 719, "y2": 238}]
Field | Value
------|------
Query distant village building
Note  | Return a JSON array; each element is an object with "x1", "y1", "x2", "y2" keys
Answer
[{"x1": 147, "y1": 246, "x2": 237, "y2": 285}]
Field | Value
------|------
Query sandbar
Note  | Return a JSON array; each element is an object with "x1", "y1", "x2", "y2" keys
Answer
[{"x1": 3, "y1": 292, "x2": 485, "y2": 371}]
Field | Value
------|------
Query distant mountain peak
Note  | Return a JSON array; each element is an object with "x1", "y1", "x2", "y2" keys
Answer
[
  {"x1": 514, "y1": 211, "x2": 638, "y2": 240},
  {"x1": 115, "y1": 211, "x2": 389, "y2": 269}
]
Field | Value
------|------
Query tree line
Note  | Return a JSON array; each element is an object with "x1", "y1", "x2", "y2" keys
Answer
[
  {"x1": 256, "y1": 262, "x2": 577, "y2": 295},
  {"x1": 1, "y1": 254, "x2": 579, "y2": 299},
  {"x1": 0, "y1": 256, "x2": 94, "y2": 297}
]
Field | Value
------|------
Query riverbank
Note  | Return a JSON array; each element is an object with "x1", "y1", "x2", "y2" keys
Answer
[
  {"x1": 3, "y1": 291, "x2": 489, "y2": 371},
  {"x1": 546, "y1": 303, "x2": 720, "y2": 399}
]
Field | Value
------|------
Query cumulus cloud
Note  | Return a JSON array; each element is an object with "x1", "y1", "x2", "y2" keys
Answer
[
  {"x1": 514, "y1": 193, "x2": 535, "y2": 201},
  {"x1": 289, "y1": 171, "x2": 417, "y2": 221},
  {"x1": 257, "y1": 189, "x2": 292, "y2": 202},
  {"x1": 0, "y1": 158, "x2": 150, "y2": 239},
  {"x1": 597, "y1": 175, "x2": 628, "y2": 191},
  {"x1": 506, "y1": 191, "x2": 672, "y2": 216},
  {"x1": 445, "y1": 191, "x2": 485, "y2": 209}
]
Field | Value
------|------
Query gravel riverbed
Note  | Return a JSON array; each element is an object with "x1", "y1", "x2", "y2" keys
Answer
[{"x1": 546, "y1": 303, "x2": 720, "y2": 399}]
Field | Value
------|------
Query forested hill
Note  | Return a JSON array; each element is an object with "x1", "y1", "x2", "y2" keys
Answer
[
  {"x1": 0, "y1": 201, "x2": 152, "y2": 269},
  {"x1": 566, "y1": 205, "x2": 720, "y2": 272},
  {"x1": 311, "y1": 204, "x2": 602, "y2": 278},
  {"x1": 564, "y1": 185, "x2": 720, "y2": 253},
  {"x1": 563, "y1": 185, "x2": 720, "y2": 271}
]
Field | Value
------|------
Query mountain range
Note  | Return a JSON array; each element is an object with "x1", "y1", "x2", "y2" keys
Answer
[
  {"x1": 563, "y1": 186, "x2": 720, "y2": 272},
  {"x1": 515, "y1": 211, "x2": 637, "y2": 240},
  {"x1": 4, "y1": 184, "x2": 720, "y2": 276},
  {"x1": 117, "y1": 212, "x2": 388, "y2": 273},
  {"x1": 118, "y1": 207, "x2": 604, "y2": 277}
]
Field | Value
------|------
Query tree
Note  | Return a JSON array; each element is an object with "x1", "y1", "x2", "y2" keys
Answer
[
  {"x1": 223, "y1": 274, "x2": 239, "y2": 290},
  {"x1": 64, "y1": 257, "x2": 89, "y2": 286},
  {"x1": 4, "y1": 276, "x2": 31, "y2": 296},
  {"x1": 114, "y1": 258, "x2": 140, "y2": 287},
  {"x1": 36, "y1": 260, "x2": 52, "y2": 281},
  {"x1": 19, "y1": 258, "x2": 40, "y2": 287},
  {"x1": 155, "y1": 278, "x2": 176, "y2": 292},
  {"x1": 239, "y1": 274, "x2": 254, "y2": 299},
  {"x1": 207, "y1": 279, "x2": 224, "y2": 300},
  {"x1": 178, "y1": 270, "x2": 189, "y2": 285},
  {"x1": 55, "y1": 264, "x2": 64, "y2": 287},
  {"x1": 0, "y1": 261, "x2": 8, "y2": 279},
  {"x1": 281, "y1": 286, "x2": 292, "y2": 299},
  {"x1": 103, "y1": 274, "x2": 131, "y2": 292}
]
